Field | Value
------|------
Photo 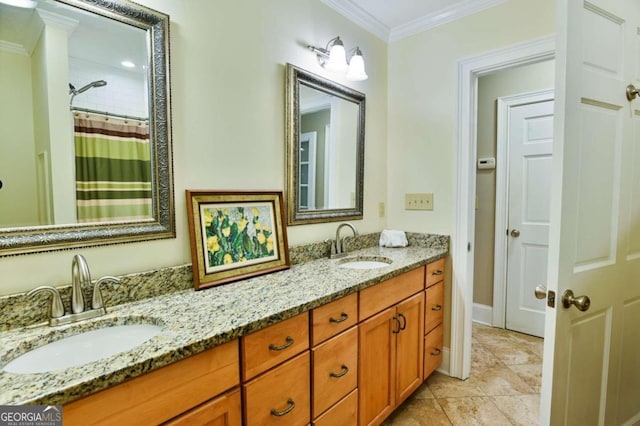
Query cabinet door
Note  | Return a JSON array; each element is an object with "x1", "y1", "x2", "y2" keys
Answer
[
  {"x1": 312, "y1": 326, "x2": 358, "y2": 418},
  {"x1": 424, "y1": 324, "x2": 443, "y2": 379},
  {"x1": 426, "y1": 258, "x2": 445, "y2": 287},
  {"x1": 243, "y1": 352, "x2": 310, "y2": 426},
  {"x1": 358, "y1": 307, "x2": 396, "y2": 426},
  {"x1": 425, "y1": 281, "x2": 444, "y2": 334},
  {"x1": 163, "y1": 388, "x2": 241, "y2": 426},
  {"x1": 395, "y1": 292, "x2": 425, "y2": 404}
]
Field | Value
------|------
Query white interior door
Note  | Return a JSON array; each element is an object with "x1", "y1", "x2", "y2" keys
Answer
[
  {"x1": 541, "y1": 0, "x2": 640, "y2": 423},
  {"x1": 506, "y1": 99, "x2": 554, "y2": 338}
]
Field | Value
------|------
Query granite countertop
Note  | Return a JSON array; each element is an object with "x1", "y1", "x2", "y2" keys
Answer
[{"x1": 0, "y1": 244, "x2": 447, "y2": 406}]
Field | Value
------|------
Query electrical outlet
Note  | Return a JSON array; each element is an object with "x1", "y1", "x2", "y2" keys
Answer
[{"x1": 405, "y1": 193, "x2": 434, "y2": 211}]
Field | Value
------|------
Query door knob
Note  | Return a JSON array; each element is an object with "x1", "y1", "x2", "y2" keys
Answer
[
  {"x1": 562, "y1": 289, "x2": 591, "y2": 312},
  {"x1": 510, "y1": 229, "x2": 520, "y2": 237},
  {"x1": 627, "y1": 83, "x2": 640, "y2": 101},
  {"x1": 534, "y1": 285, "x2": 547, "y2": 300}
]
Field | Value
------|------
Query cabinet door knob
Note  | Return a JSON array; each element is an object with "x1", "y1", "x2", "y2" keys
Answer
[
  {"x1": 329, "y1": 312, "x2": 348, "y2": 323},
  {"x1": 431, "y1": 304, "x2": 442, "y2": 311},
  {"x1": 432, "y1": 270, "x2": 443, "y2": 276},
  {"x1": 268, "y1": 336, "x2": 294, "y2": 351},
  {"x1": 329, "y1": 364, "x2": 350, "y2": 378},
  {"x1": 270, "y1": 398, "x2": 296, "y2": 417},
  {"x1": 431, "y1": 348, "x2": 442, "y2": 356}
]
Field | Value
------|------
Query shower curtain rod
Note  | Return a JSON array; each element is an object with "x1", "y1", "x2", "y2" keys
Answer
[{"x1": 70, "y1": 106, "x2": 148, "y2": 123}]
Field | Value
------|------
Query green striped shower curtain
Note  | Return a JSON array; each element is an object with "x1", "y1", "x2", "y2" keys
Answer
[{"x1": 74, "y1": 114, "x2": 152, "y2": 223}]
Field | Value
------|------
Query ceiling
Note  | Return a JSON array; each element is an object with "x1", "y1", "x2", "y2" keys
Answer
[{"x1": 320, "y1": 0, "x2": 510, "y2": 42}]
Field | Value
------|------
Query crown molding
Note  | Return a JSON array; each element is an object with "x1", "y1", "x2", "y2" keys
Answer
[
  {"x1": 321, "y1": 0, "x2": 511, "y2": 43},
  {"x1": 390, "y1": 0, "x2": 510, "y2": 42},
  {"x1": 319, "y1": 0, "x2": 389, "y2": 42},
  {"x1": 0, "y1": 40, "x2": 28, "y2": 55}
]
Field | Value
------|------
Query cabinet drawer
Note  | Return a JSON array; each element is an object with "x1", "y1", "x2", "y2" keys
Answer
[
  {"x1": 425, "y1": 281, "x2": 444, "y2": 334},
  {"x1": 424, "y1": 324, "x2": 443, "y2": 379},
  {"x1": 311, "y1": 293, "x2": 358, "y2": 345},
  {"x1": 242, "y1": 312, "x2": 309, "y2": 380},
  {"x1": 312, "y1": 326, "x2": 358, "y2": 418},
  {"x1": 243, "y1": 351, "x2": 310, "y2": 426},
  {"x1": 313, "y1": 389, "x2": 357, "y2": 426},
  {"x1": 359, "y1": 267, "x2": 425, "y2": 320},
  {"x1": 426, "y1": 258, "x2": 445, "y2": 288},
  {"x1": 163, "y1": 388, "x2": 241, "y2": 426},
  {"x1": 63, "y1": 339, "x2": 240, "y2": 425}
]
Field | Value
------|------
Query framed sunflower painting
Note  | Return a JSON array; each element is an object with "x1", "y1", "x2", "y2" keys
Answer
[{"x1": 186, "y1": 190, "x2": 290, "y2": 289}]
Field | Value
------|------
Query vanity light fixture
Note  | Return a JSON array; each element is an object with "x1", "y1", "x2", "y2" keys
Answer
[
  {"x1": 308, "y1": 36, "x2": 368, "y2": 81},
  {"x1": 0, "y1": 0, "x2": 37, "y2": 8}
]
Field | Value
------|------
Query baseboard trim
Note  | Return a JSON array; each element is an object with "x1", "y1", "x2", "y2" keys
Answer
[{"x1": 472, "y1": 303, "x2": 493, "y2": 326}]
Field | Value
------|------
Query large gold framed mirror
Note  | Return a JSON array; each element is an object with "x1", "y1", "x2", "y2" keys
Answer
[
  {"x1": 0, "y1": 0, "x2": 174, "y2": 256},
  {"x1": 285, "y1": 63, "x2": 365, "y2": 225}
]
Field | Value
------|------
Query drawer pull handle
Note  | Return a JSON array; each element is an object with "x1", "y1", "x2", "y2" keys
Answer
[
  {"x1": 329, "y1": 312, "x2": 349, "y2": 323},
  {"x1": 431, "y1": 348, "x2": 442, "y2": 356},
  {"x1": 398, "y1": 312, "x2": 407, "y2": 330},
  {"x1": 271, "y1": 398, "x2": 296, "y2": 417},
  {"x1": 269, "y1": 336, "x2": 294, "y2": 351},
  {"x1": 329, "y1": 364, "x2": 350, "y2": 378},
  {"x1": 432, "y1": 270, "x2": 443, "y2": 276},
  {"x1": 431, "y1": 305, "x2": 442, "y2": 311}
]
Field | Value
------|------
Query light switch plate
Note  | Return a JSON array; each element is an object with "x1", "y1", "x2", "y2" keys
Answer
[{"x1": 405, "y1": 193, "x2": 434, "y2": 211}]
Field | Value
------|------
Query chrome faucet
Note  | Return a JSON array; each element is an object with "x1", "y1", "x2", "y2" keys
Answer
[
  {"x1": 71, "y1": 254, "x2": 90, "y2": 313},
  {"x1": 28, "y1": 254, "x2": 120, "y2": 326},
  {"x1": 331, "y1": 222, "x2": 358, "y2": 259}
]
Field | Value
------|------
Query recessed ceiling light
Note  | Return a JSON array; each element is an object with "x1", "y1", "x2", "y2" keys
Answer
[
  {"x1": 121, "y1": 60, "x2": 136, "y2": 68},
  {"x1": 0, "y1": 0, "x2": 37, "y2": 8}
]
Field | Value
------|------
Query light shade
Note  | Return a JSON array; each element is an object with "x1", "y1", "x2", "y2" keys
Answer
[
  {"x1": 325, "y1": 38, "x2": 348, "y2": 72},
  {"x1": 0, "y1": 0, "x2": 37, "y2": 7},
  {"x1": 346, "y1": 48, "x2": 368, "y2": 81}
]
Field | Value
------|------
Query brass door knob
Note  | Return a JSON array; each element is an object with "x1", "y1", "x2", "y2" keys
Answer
[
  {"x1": 562, "y1": 289, "x2": 591, "y2": 312},
  {"x1": 534, "y1": 285, "x2": 547, "y2": 300},
  {"x1": 510, "y1": 229, "x2": 520, "y2": 237}
]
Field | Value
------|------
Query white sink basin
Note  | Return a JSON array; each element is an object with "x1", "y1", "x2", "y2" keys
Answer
[
  {"x1": 339, "y1": 257, "x2": 392, "y2": 270},
  {"x1": 2, "y1": 324, "x2": 162, "y2": 374}
]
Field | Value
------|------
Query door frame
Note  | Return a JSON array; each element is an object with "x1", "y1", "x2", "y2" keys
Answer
[
  {"x1": 492, "y1": 89, "x2": 554, "y2": 329},
  {"x1": 451, "y1": 34, "x2": 555, "y2": 379}
]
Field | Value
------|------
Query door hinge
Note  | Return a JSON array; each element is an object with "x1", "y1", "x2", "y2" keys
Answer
[
  {"x1": 547, "y1": 290, "x2": 556, "y2": 308},
  {"x1": 467, "y1": 242, "x2": 471, "y2": 252}
]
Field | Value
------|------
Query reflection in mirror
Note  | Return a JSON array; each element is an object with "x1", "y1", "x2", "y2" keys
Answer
[
  {"x1": 285, "y1": 64, "x2": 365, "y2": 225},
  {"x1": 0, "y1": 0, "x2": 174, "y2": 256}
]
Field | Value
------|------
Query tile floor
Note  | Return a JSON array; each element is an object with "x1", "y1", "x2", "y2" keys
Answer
[{"x1": 383, "y1": 322, "x2": 544, "y2": 425}]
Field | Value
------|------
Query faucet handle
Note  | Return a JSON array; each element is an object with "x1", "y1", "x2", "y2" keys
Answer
[
  {"x1": 92, "y1": 276, "x2": 120, "y2": 310},
  {"x1": 325, "y1": 238, "x2": 337, "y2": 256},
  {"x1": 27, "y1": 286, "x2": 65, "y2": 319}
]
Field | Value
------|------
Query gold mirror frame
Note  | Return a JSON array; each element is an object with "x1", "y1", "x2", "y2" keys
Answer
[
  {"x1": 0, "y1": 0, "x2": 174, "y2": 256},
  {"x1": 285, "y1": 63, "x2": 365, "y2": 225}
]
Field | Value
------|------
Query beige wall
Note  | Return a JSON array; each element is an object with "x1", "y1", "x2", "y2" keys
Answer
[
  {"x1": 474, "y1": 60, "x2": 556, "y2": 307},
  {"x1": 0, "y1": 50, "x2": 39, "y2": 227},
  {"x1": 0, "y1": 0, "x2": 388, "y2": 295},
  {"x1": 387, "y1": 0, "x2": 556, "y2": 344}
]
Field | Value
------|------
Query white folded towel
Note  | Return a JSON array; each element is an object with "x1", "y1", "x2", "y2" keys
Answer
[{"x1": 379, "y1": 230, "x2": 408, "y2": 248}]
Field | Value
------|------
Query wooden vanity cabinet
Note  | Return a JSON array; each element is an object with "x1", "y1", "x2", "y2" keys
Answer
[
  {"x1": 424, "y1": 258, "x2": 445, "y2": 379},
  {"x1": 358, "y1": 268, "x2": 425, "y2": 426},
  {"x1": 63, "y1": 339, "x2": 240, "y2": 426}
]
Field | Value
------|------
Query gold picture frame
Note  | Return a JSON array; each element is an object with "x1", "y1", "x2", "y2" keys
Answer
[{"x1": 186, "y1": 190, "x2": 290, "y2": 290}]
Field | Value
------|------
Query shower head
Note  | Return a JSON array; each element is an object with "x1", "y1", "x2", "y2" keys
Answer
[
  {"x1": 76, "y1": 80, "x2": 107, "y2": 94},
  {"x1": 69, "y1": 80, "x2": 107, "y2": 106}
]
